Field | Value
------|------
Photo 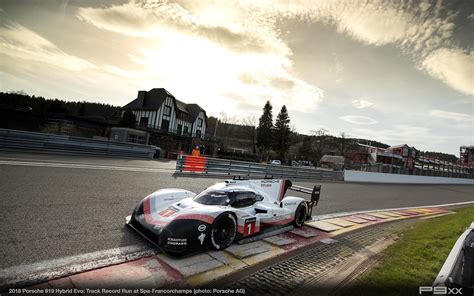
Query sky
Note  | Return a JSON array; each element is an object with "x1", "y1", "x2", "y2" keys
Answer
[{"x1": 0, "y1": 0, "x2": 472, "y2": 155}]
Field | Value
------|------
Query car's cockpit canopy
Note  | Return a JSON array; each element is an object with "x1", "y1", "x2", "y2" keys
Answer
[{"x1": 193, "y1": 188, "x2": 264, "y2": 208}]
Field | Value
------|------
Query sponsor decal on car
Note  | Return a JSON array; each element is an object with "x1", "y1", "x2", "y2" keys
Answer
[
  {"x1": 167, "y1": 237, "x2": 187, "y2": 246},
  {"x1": 198, "y1": 233, "x2": 206, "y2": 245},
  {"x1": 261, "y1": 180, "x2": 280, "y2": 184},
  {"x1": 243, "y1": 217, "x2": 258, "y2": 237},
  {"x1": 198, "y1": 224, "x2": 206, "y2": 232}
]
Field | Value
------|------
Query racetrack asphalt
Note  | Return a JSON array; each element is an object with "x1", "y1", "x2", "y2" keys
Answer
[{"x1": 0, "y1": 151, "x2": 473, "y2": 269}]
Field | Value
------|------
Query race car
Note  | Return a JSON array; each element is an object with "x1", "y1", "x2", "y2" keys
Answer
[{"x1": 126, "y1": 178, "x2": 320, "y2": 256}]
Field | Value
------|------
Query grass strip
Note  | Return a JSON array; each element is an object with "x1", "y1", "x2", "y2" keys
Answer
[{"x1": 345, "y1": 207, "x2": 474, "y2": 296}]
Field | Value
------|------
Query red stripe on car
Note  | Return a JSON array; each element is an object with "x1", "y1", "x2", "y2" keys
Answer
[
  {"x1": 174, "y1": 214, "x2": 215, "y2": 224},
  {"x1": 159, "y1": 208, "x2": 177, "y2": 217},
  {"x1": 143, "y1": 196, "x2": 167, "y2": 226},
  {"x1": 261, "y1": 217, "x2": 293, "y2": 226}
]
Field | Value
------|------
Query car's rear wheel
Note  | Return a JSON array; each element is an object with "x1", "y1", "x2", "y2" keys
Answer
[
  {"x1": 293, "y1": 203, "x2": 307, "y2": 228},
  {"x1": 210, "y1": 213, "x2": 236, "y2": 250}
]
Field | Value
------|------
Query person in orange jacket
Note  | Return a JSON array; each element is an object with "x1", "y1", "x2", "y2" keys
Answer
[{"x1": 192, "y1": 146, "x2": 201, "y2": 157}]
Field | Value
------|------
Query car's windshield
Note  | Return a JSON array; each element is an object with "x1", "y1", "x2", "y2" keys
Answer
[{"x1": 193, "y1": 190, "x2": 231, "y2": 206}]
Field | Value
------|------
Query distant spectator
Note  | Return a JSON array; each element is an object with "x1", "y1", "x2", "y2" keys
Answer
[{"x1": 192, "y1": 147, "x2": 201, "y2": 157}]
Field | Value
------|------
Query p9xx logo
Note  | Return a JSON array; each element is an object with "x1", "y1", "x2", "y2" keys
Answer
[{"x1": 419, "y1": 286, "x2": 463, "y2": 295}]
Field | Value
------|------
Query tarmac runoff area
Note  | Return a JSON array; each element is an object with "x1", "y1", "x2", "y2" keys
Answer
[{"x1": 0, "y1": 204, "x2": 462, "y2": 293}]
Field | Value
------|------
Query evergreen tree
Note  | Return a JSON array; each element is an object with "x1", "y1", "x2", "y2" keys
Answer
[
  {"x1": 79, "y1": 102, "x2": 86, "y2": 116},
  {"x1": 256, "y1": 101, "x2": 273, "y2": 156},
  {"x1": 119, "y1": 108, "x2": 136, "y2": 128},
  {"x1": 48, "y1": 99, "x2": 67, "y2": 114},
  {"x1": 274, "y1": 105, "x2": 291, "y2": 160}
]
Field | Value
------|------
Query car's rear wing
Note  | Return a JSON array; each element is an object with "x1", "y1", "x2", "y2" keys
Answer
[{"x1": 288, "y1": 185, "x2": 321, "y2": 218}]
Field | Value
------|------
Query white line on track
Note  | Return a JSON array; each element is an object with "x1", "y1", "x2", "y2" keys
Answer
[
  {"x1": 0, "y1": 160, "x2": 174, "y2": 173},
  {"x1": 0, "y1": 245, "x2": 158, "y2": 289}
]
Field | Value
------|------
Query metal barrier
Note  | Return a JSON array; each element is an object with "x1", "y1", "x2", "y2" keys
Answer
[
  {"x1": 361, "y1": 163, "x2": 473, "y2": 179},
  {"x1": 434, "y1": 222, "x2": 474, "y2": 291},
  {"x1": 0, "y1": 128, "x2": 157, "y2": 159},
  {"x1": 176, "y1": 155, "x2": 343, "y2": 181}
]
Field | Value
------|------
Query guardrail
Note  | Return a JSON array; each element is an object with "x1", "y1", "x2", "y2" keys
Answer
[
  {"x1": 434, "y1": 222, "x2": 474, "y2": 292},
  {"x1": 344, "y1": 170, "x2": 474, "y2": 184},
  {"x1": 175, "y1": 155, "x2": 343, "y2": 181},
  {"x1": 361, "y1": 163, "x2": 473, "y2": 179},
  {"x1": 0, "y1": 128, "x2": 157, "y2": 159}
]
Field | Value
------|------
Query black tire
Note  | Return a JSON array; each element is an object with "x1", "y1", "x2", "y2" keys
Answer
[
  {"x1": 210, "y1": 213, "x2": 237, "y2": 250},
  {"x1": 293, "y1": 203, "x2": 307, "y2": 228}
]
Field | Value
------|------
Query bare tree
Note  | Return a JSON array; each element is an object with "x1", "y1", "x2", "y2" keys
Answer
[
  {"x1": 310, "y1": 128, "x2": 328, "y2": 137},
  {"x1": 241, "y1": 116, "x2": 258, "y2": 154},
  {"x1": 240, "y1": 115, "x2": 258, "y2": 127},
  {"x1": 338, "y1": 132, "x2": 347, "y2": 156},
  {"x1": 219, "y1": 112, "x2": 239, "y2": 125},
  {"x1": 310, "y1": 128, "x2": 329, "y2": 167}
]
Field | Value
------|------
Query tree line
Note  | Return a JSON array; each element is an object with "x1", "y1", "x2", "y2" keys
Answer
[
  {"x1": 0, "y1": 91, "x2": 121, "y2": 120},
  {"x1": 1, "y1": 91, "x2": 459, "y2": 163}
]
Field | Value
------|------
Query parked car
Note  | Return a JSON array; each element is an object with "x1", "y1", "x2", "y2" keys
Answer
[{"x1": 270, "y1": 160, "x2": 281, "y2": 165}]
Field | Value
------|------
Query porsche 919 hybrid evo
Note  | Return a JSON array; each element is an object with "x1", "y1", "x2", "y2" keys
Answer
[{"x1": 126, "y1": 178, "x2": 320, "y2": 256}]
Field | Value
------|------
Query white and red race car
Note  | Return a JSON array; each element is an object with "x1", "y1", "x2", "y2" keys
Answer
[{"x1": 126, "y1": 178, "x2": 320, "y2": 256}]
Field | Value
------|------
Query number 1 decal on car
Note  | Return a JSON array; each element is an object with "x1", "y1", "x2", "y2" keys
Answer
[{"x1": 243, "y1": 217, "x2": 257, "y2": 237}]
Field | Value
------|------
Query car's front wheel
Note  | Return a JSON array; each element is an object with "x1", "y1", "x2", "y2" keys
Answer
[
  {"x1": 210, "y1": 213, "x2": 237, "y2": 250},
  {"x1": 293, "y1": 203, "x2": 307, "y2": 228}
]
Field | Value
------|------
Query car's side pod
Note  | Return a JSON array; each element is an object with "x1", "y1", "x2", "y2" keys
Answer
[{"x1": 288, "y1": 184, "x2": 322, "y2": 220}]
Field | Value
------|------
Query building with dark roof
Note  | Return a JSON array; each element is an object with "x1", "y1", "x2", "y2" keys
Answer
[{"x1": 123, "y1": 88, "x2": 207, "y2": 140}]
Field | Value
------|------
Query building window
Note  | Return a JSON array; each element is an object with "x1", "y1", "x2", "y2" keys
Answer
[
  {"x1": 177, "y1": 124, "x2": 182, "y2": 135},
  {"x1": 183, "y1": 126, "x2": 189, "y2": 136},
  {"x1": 161, "y1": 119, "x2": 170, "y2": 131},
  {"x1": 163, "y1": 105, "x2": 171, "y2": 116},
  {"x1": 196, "y1": 130, "x2": 201, "y2": 138},
  {"x1": 197, "y1": 118, "x2": 203, "y2": 127},
  {"x1": 139, "y1": 117, "x2": 149, "y2": 127},
  {"x1": 128, "y1": 134, "x2": 146, "y2": 144}
]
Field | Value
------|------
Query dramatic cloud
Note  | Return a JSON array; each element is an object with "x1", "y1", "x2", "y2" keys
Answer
[
  {"x1": 429, "y1": 110, "x2": 474, "y2": 123},
  {"x1": 258, "y1": 0, "x2": 456, "y2": 55},
  {"x1": 77, "y1": 1, "x2": 287, "y2": 54},
  {"x1": 78, "y1": 1, "x2": 322, "y2": 114},
  {"x1": 339, "y1": 115, "x2": 377, "y2": 125},
  {"x1": 0, "y1": 0, "x2": 471, "y2": 155},
  {"x1": 422, "y1": 48, "x2": 474, "y2": 95},
  {"x1": 0, "y1": 23, "x2": 95, "y2": 71},
  {"x1": 353, "y1": 125, "x2": 437, "y2": 149},
  {"x1": 351, "y1": 99, "x2": 374, "y2": 109}
]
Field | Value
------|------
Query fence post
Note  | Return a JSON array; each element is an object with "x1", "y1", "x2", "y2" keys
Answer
[{"x1": 179, "y1": 156, "x2": 184, "y2": 172}]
